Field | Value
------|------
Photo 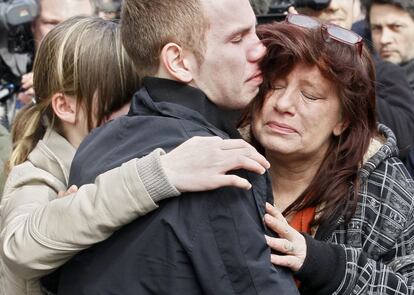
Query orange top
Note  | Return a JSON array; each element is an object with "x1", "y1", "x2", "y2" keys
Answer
[
  {"x1": 289, "y1": 206, "x2": 316, "y2": 234},
  {"x1": 288, "y1": 206, "x2": 316, "y2": 288}
]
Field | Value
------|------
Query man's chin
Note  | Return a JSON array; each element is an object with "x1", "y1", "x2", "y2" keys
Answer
[
  {"x1": 248, "y1": 87, "x2": 260, "y2": 99},
  {"x1": 380, "y1": 52, "x2": 402, "y2": 65},
  {"x1": 231, "y1": 86, "x2": 260, "y2": 109}
]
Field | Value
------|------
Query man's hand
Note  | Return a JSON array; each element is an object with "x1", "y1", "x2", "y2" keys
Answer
[
  {"x1": 160, "y1": 136, "x2": 270, "y2": 192},
  {"x1": 17, "y1": 73, "x2": 35, "y2": 106}
]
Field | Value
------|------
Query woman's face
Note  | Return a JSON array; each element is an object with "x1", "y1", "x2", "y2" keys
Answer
[{"x1": 252, "y1": 63, "x2": 346, "y2": 161}]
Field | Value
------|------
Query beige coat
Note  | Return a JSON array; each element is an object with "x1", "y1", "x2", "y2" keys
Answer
[{"x1": 0, "y1": 128, "x2": 175, "y2": 294}]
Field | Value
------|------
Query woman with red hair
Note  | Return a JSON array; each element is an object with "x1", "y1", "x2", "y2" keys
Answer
[{"x1": 240, "y1": 15, "x2": 414, "y2": 294}]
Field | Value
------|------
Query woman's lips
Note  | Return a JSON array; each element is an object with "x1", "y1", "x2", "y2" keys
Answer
[{"x1": 266, "y1": 121, "x2": 297, "y2": 134}]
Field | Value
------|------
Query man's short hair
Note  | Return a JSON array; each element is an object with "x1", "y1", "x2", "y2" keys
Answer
[
  {"x1": 367, "y1": 0, "x2": 414, "y2": 20},
  {"x1": 121, "y1": 0, "x2": 207, "y2": 77}
]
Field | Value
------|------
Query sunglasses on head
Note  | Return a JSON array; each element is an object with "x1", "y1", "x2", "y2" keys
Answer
[{"x1": 285, "y1": 13, "x2": 363, "y2": 57}]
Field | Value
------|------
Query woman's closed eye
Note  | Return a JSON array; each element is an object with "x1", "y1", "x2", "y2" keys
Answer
[
  {"x1": 301, "y1": 91, "x2": 324, "y2": 101},
  {"x1": 272, "y1": 85, "x2": 285, "y2": 90}
]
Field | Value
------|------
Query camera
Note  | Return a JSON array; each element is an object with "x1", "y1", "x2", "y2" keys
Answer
[
  {"x1": 1, "y1": 0, "x2": 38, "y2": 54},
  {"x1": 0, "y1": 0, "x2": 38, "y2": 104},
  {"x1": 0, "y1": 0, "x2": 38, "y2": 32},
  {"x1": 0, "y1": 0, "x2": 38, "y2": 128},
  {"x1": 257, "y1": 0, "x2": 331, "y2": 24}
]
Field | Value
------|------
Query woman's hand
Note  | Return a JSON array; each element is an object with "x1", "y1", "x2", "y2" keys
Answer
[
  {"x1": 57, "y1": 185, "x2": 78, "y2": 198},
  {"x1": 264, "y1": 202, "x2": 307, "y2": 272},
  {"x1": 160, "y1": 136, "x2": 270, "y2": 192}
]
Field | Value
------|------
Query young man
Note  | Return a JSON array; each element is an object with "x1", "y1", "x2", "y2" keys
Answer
[
  {"x1": 369, "y1": 0, "x2": 414, "y2": 92},
  {"x1": 50, "y1": 0, "x2": 299, "y2": 294},
  {"x1": 298, "y1": 0, "x2": 414, "y2": 161}
]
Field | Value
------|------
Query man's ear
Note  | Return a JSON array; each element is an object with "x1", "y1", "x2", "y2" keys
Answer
[
  {"x1": 51, "y1": 93, "x2": 77, "y2": 124},
  {"x1": 160, "y1": 43, "x2": 194, "y2": 83}
]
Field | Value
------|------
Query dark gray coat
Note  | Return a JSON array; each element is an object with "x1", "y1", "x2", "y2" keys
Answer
[{"x1": 48, "y1": 77, "x2": 298, "y2": 295}]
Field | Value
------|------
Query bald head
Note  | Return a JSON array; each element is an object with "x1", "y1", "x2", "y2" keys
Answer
[{"x1": 32, "y1": 0, "x2": 94, "y2": 49}]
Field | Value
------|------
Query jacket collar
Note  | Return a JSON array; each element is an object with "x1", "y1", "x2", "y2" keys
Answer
[
  {"x1": 28, "y1": 128, "x2": 76, "y2": 185},
  {"x1": 358, "y1": 123, "x2": 398, "y2": 182},
  {"x1": 130, "y1": 77, "x2": 241, "y2": 138}
]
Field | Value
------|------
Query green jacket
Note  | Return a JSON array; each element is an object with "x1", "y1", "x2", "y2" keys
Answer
[{"x1": 0, "y1": 125, "x2": 11, "y2": 196}]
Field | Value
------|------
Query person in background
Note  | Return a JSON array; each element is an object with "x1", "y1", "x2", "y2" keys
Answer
[
  {"x1": 351, "y1": 0, "x2": 373, "y2": 47},
  {"x1": 368, "y1": 0, "x2": 414, "y2": 177},
  {"x1": 250, "y1": 0, "x2": 271, "y2": 14},
  {"x1": 243, "y1": 16, "x2": 414, "y2": 294},
  {"x1": 296, "y1": 0, "x2": 414, "y2": 168},
  {"x1": 94, "y1": 0, "x2": 122, "y2": 20},
  {"x1": 368, "y1": 0, "x2": 414, "y2": 93},
  {"x1": 0, "y1": 16, "x2": 270, "y2": 295},
  {"x1": 17, "y1": 0, "x2": 94, "y2": 107}
]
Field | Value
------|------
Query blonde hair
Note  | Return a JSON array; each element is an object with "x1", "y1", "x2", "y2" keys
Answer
[
  {"x1": 9, "y1": 16, "x2": 140, "y2": 170},
  {"x1": 121, "y1": 0, "x2": 207, "y2": 77}
]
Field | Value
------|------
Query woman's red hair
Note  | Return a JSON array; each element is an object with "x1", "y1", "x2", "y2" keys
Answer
[{"x1": 240, "y1": 22, "x2": 378, "y2": 225}]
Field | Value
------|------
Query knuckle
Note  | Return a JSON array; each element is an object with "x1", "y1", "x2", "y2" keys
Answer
[
  {"x1": 267, "y1": 238, "x2": 276, "y2": 248},
  {"x1": 244, "y1": 148, "x2": 254, "y2": 158},
  {"x1": 235, "y1": 155, "x2": 245, "y2": 165},
  {"x1": 241, "y1": 139, "x2": 251, "y2": 146},
  {"x1": 212, "y1": 136, "x2": 222, "y2": 143},
  {"x1": 228, "y1": 176, "x2": 240, "y2": 186}
]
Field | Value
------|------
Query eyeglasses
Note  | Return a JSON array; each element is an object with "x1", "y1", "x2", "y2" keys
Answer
[{"x1": 285, "y1": 13, "x2": 363, "y2": 57}]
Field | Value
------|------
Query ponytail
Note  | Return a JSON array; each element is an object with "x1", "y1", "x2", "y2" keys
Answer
[{"x1": 8, "y1": 102, "x2": 48, "y2": 171}]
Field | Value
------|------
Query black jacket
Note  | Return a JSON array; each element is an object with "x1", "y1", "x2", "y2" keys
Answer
[
  {"x1": 351, "y1": 24, "x2": 414, "y2": 158},
  {"x1": 52, "y1": 77, "x2": 298, "y2": 295},
  {"x1": 375, "y1": 57, "x2": 414, "y2": 159},
  {"x1": 402, "y1": 58, "x2": 414, "y2": 94}
]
